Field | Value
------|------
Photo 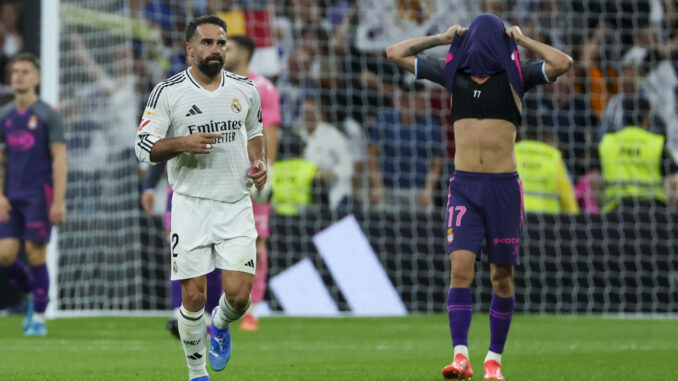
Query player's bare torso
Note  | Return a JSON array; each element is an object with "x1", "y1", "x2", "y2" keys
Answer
[{"x1": 453, "y1": 77, "x2": 522, "y2": 173}]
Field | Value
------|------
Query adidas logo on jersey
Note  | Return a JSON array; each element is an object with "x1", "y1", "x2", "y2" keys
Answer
[
  {"x1": 245, "y1": 259, "x2": 255, "y2": 268},
  {"x1": 185, "y1": 105, "x2": 203, "y2": 117}
]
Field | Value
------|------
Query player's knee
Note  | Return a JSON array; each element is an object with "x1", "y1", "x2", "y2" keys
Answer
[
  {"x1": 225, "y1": 289, "x2": 250, "y2": 312},
  {"x1": 450, "y1": 268, "x2": 474, "y2": 287},
  {"x1": 25, "y1": 242, "x2": 47, "y2": 266},
  {"x1": 490, "y1": 273, "x2": 514, "y2": 295},
  {"x1": 0, "y1": 254, "x2": 13, "y2": 267},
  {"x1": 183, "y1": 288, "x2": 207, "y2": 310}
]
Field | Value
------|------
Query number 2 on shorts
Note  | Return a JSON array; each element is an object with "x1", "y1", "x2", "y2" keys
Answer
[
  {"x1": 447, "y1": 205, "x2": 467, "y2": 227},
  {"x1": 171, "y1": 233, "x2": 179, "y2": 257}
]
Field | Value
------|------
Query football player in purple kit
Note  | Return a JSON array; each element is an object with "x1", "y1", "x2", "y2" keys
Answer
[
  {"x1": 0, "y1": 53, "x2": 67, "y2": 336},
  {"x1": 386, "y1": 14, "x2": 572, "y2": 380}
]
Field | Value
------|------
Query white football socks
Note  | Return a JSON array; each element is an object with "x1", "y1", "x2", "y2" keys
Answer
[
  {"x1": 454, "y1": 345, "x2": 469, "y2": 358},
  {"x1": 213, "y1": 293, "x2": 250, "y2": 330},
  {"x1": 485, "y1": 350, "x2": 502, "y2": 365},
  {"x1": 178, "y1": 305, "x2": 208, "y2": 379}
]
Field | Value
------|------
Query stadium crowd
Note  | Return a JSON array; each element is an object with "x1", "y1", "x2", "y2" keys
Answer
[
  {"x1": 1, "y1": 0, "x2": 677, "y2": 217},
  {"x1": 124, "y1": 0, "x2": 678, "y2": 217}
]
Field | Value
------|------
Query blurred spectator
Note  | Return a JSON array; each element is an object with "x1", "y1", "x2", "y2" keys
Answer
[
  {"x1": 277, "y1": 47, "x2": 316, "y2": 130},
  {"x1": 300, "y1": 96, "x2": 355, "y2": 216},
  {"x1": 597, "y1": 46, "x2": 648, "y2": 142},
  {"x1": 598, "y1": 96, "x2": 678, "y2": 213},
  {"x1": 0, "y1": 0, "x2": 22, "y2": 84},
  {"x1": 531, "y1": 68, "x2": 598, "y2": 178},
  {"x1": 368, "y1": 82, "x2": 443, "y2": 212},
  {"x1": 270, "y1": 132, "x2": 318, "y2": 216},
  {"x1": 515, "y1": 126, "x2": 579, "y2": 215}
]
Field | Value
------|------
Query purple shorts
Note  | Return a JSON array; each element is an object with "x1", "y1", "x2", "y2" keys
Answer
[
  {"x1": 445, "y1": 171, "x2": 523, "y2": 265},
  {"x1": 0, "y1": 185, "x2": 53, "y2": 244}
]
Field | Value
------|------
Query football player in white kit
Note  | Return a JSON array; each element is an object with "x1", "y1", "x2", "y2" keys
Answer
[{"x1": 135, "y1": 15, "x2": 266, "y2": 381}]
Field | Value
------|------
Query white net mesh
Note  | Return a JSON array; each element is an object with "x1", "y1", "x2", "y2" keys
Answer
[
  {"x1": 52, "y1": 0, "x2": 678, "y2": 315},
  {"x1": 57, "y1": 0, "x2": 168, "y2": 312}
]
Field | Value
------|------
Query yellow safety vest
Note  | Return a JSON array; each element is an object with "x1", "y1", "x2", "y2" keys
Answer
[
  {"x1": 515, "y1": 140, "x2": 563, "y2": 214},
  {"x1": 271, "y1": 159, "x2": 318, "y2": 216},
  {"x1": 599, "y1": 126, "x2": 665, "y2": 212}
]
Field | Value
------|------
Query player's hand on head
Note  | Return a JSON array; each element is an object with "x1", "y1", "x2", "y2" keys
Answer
[
  {"x1": 440, "y1": 25, "x2": 467, "y2": 44},
  {"x1": 0, "y1": 195, "x2": 10, "y2": 222},
  {"x1": 248, "y1": 160, "x2": 267, "y2": 190},
  {"x1": 506, "y1": 26, "x2": 524, "y2": 42},
  {"x1": 182, "y1": 132, "x2": 223, "y2": 154},
  {"x1": 50, "y1": 201, "x2": 66, "y2": 226},
  {"x1": 140, "y1": 191, "x2": 155, "y2": 216}
]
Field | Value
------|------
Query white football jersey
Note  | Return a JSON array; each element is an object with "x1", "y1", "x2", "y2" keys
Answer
[{"x1": 135, "y1": 69, "x2": 263, "y2": 203}]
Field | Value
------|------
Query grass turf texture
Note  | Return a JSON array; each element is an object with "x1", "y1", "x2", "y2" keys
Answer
[{"x1": 0, "y1": 314, "x2": 675, "y2": 380}]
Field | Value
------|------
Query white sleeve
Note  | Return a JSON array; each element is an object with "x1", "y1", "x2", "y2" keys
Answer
[
  {"x1": 246, "y1": 88, "x2": 264, "y2": 140},
  {"x1": 135, "y1": 83, "x2": 172, "y2": 163},
  {"x1": 331, "y1": 129, "x2": 354, "y2": 184}
]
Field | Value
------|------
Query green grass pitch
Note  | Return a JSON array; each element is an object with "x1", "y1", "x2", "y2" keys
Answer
[{"x1": 0, "y1": 314, "x2": 675, "y2": 380}]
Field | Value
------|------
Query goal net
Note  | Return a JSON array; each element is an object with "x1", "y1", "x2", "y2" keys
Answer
[{"x1": 50, "y1": 0, "x2": 678, "y2": 316}]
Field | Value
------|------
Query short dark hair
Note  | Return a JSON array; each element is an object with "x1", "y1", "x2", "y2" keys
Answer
[
  {"x1": 11, "y1": 53, "x2": 40, "y2": 71},
  {"x1": 185, "y1": 15, "x2": 227, "y2": 42},
  {"x1": 229, "y1": 35, "x2": 256, "y2": 62},
  {"x1": 623, "y1": 95, "x2": 651, "y2": 127}
]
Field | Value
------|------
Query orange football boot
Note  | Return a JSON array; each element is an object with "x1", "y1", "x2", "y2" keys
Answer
[
  {"x1": 483, "y1": 360, "x2": 505, "y2": 380},
  {"x1": 442, "y1": 353, "x2": 473, "y2": 379},
  {"x1": 239, "y1": 313, "x2": 259, "y2": 331}
]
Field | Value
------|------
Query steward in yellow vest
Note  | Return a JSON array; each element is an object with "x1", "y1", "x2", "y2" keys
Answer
[
  {"x1": 515, "y1": 133, "x2": 579, "y2": 215},
  {"x1": 270, "y1": 158, "x2": 317, "y2": 216},
  {"x1": 598, "y1": 96, "x2": 678, "y2": 212}
]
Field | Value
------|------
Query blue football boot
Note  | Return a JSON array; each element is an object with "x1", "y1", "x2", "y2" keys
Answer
[
  {"x1": 24, "y1": 320, "x2": 47, "y2": 336},
  {"x1": 208, "y1": 307, "x2": 231, "y2": 371}
]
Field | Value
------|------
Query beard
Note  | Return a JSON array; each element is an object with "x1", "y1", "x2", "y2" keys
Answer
[{"x1": 197, "y1": 55, "x2": 225, "y2": 77}]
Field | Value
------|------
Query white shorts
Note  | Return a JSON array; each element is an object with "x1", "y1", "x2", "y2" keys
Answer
[{"x1": 170, "y1": 192, "x2": 257, "y2": 280}]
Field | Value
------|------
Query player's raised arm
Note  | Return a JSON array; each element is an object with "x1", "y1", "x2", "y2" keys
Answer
[
  {"x1": 507, "y1": 26, "x2": 573, "y2": 81},
  {"x1": 385, "y1": 25, "x2": 468, "y2": 73}
]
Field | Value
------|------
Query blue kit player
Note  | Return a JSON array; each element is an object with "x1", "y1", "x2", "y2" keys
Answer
[
  {"x1": 0, "y1": 53, "x2": 67, "y2": 336},
  {"x1": 387, "y1": 14, "x2": 572, "y2": 379}
]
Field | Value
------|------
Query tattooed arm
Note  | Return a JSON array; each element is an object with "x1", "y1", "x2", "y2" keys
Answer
[{"x1": 385, "y1": 25, "x2": 467, "y2": 73}]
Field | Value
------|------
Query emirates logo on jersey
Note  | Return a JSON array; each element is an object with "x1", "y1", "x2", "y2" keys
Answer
[
  {"x1": 28, "y1": 115, "x2": 38, "y2": 130},
  {"x1": 231, "y1": 98, "x2": 242, "y2": 113}
]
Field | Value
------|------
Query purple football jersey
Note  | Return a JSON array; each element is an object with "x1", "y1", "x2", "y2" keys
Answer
[{"x1": 0, "y1": 100, "x2": 64, "y2": 198}]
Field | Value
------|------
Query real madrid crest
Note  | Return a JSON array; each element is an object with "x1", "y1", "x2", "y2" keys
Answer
[
  {"x1": 173, "y1": 260, "x2": 178, "y2": 273},
  {"x1": 28, "y1": 115, "x2": 38, "y2": 130},
  {"x1": 447, "y1": 228, "x2": 455, "y2": 244},
  {"x1": 231, "y1": 98, "x2": 242, "y2": 113}
]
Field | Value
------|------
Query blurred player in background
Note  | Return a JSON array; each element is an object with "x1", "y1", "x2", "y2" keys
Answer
[
  {"x1": 386, "y1": 14, "x2": 572, "y2": 380},
  {"x1": 0, "y1": 53, "x2": 67, "y2": 336},
  {"x1": 223, "y1": 35, "x2": 281, "y2": 331},
  {"x1": 135, "y1": 16, "x2": 266, "y2": 381}
]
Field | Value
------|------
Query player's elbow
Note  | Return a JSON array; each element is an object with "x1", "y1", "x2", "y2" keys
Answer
[
  {"x1": 555, "y1": 54, "x2": 574, "y2": 75},
  {"x1": 134, "y1": 143, "x2": 152, "y2": 164},
  {"x1": 385, "y1": 45, "x2": 401, "y2": 61}
]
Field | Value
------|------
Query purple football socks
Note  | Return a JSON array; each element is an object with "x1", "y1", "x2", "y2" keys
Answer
[
  {"x1": 448, "y1": 288, "x2": 473, "y2": 347},
  {"x1": 30, "y1": 264, "x2": 49, "y2": 313},
  {"x1": 489, "y1": 293, "x2": 515, "y2": 354}
]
